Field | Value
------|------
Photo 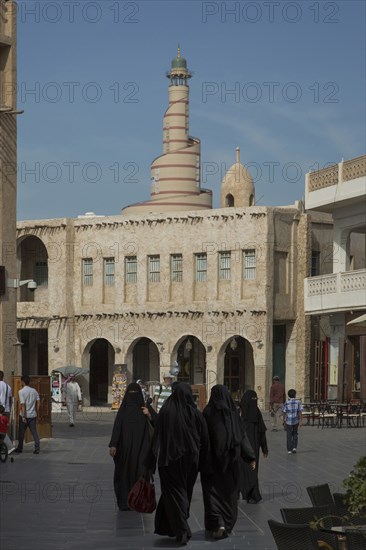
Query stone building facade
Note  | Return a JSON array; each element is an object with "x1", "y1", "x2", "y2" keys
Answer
[
  {"x1": 12, "y1": 50, "x2": 366, "y2": 408},
  {"x1": 0, "y1": 0, "x2": 17, "y2": 374},
  {"x1": 16, "y1": 202, "x2": 312, "y2": 409}
]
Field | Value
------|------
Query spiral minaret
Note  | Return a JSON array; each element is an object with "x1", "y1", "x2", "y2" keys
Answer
[{"x1": 122, "y1": 48, "x2": 212, "y2": 214}]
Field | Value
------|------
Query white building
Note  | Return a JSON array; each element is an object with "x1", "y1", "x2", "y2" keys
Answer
[{"x1": 304, "y1": 156, "x2": 366, "y2": 401}]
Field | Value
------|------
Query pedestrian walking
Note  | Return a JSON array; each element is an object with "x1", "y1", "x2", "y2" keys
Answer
[
  {"x1": 15, "y1": 375, "x2": 40, "y2": 454},
  {"x1": 269, "y1": 375, "x2": 286, "y2": 431},
  {"x1": 0, "y1": 370, "x2": 12, "y2": 418},
  {"x1": 0, "y1": 405, "x2": 9, "y2": 441},
  {"x1": 282, "y1": 389, "x2": 303, "y2": 454},
  {"x1": 239, "y1": 390, "x2": 268, "y2": 503},
  {"x1": 145, "y1": 382, "x2": 211, "y2": 546},
  {"x1": 201, "y1": 385, "x2": 256, "y2": 539},
  {"x1": 109, "y1": 382, "x2": 156, "y2": 511},
  {"x1": 153, "y1": 373, "x2": 173, "y2": 412},
  {"x1": 62, "y1": 374, "x2": 82, "y2": 427}
]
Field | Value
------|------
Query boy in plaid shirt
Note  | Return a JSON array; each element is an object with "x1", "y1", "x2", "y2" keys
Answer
[{"x1": 282, "y1": 389, "x2": 303, "y2": 454}]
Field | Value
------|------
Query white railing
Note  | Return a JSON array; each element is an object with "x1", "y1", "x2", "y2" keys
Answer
[{"x1": 305, "y1": 269, "x2": 366, "y2": 313}]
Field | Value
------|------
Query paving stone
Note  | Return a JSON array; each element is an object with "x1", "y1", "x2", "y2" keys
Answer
[{"x1": 1, "y1": 412, "x2": 365, "y2": 549}]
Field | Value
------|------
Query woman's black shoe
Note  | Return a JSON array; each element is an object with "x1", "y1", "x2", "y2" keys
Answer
[{"x1": 176, "y1": 532, "x2": 188, "y2": 545}]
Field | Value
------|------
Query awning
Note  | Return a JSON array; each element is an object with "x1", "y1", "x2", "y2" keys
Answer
[{"x1": 347, "y1": 313, "x2": 366, "y2": 326}]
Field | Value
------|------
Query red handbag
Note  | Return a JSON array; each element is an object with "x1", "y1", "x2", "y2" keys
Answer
[{"x1": 127, "y1": 476, "x2": 156, "y2": 513}]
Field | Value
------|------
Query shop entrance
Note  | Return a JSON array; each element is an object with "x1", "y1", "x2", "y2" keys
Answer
[{"x1": 89, "y1": 338, "x2": 113, "y2": 405}]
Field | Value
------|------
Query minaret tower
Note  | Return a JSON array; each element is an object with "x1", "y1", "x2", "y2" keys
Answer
[
  {"x1": 220, "y1": 147, "x2": 255, "y2": 208},
  {"x1": 122, "y1": 48, "x2": 212, "y2": 214}
]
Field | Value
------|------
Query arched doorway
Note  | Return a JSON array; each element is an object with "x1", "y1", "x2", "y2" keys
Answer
[
  {"x1": 89, "y1": 338, "x2": 114, "y2": 406},
  {"x1": 222, "y1": 336, "x2": 254, "y2": 404},
  {"x1": 131, "y1": 337, "x2": 159, "y2": 382},
  {"x1": 174, "y1": 336, "x2": 206, "y2": 385}
]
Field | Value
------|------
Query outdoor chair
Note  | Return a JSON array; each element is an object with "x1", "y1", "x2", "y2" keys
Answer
[
  {"x1": 343, "y1": 529, "x2": 366, "y2": 550},
  {"x1": 317, "y1": 403, "x2": 338, "y2": 429},
  {"x1": 332, "y1": 493, "x2": 349, "y2": 517},
  {"x1": 281, "y1": 504, "x2": 335, "y2": 529},
  {"x1": 280, "y1": 506, "x2": 343, "y2": 550},
  {"x1": 302, "y1": 404, "x2": 320, "y2": 426},
  {"x1": 351, "y1": 403, "x2": 363, "y2": 427},
  {"x1": 307, "y1": 484, "x2": 334, "y2": 507},
  {"x1": 332, "y1": 493, "x2": 366, "y2": 526},
  {"x1": 268, "y1": 519, "x2": 337, "y2": 550}
]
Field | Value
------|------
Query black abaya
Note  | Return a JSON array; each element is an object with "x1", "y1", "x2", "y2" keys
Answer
[
  {"x1": 239, "y1": 390, "x2": 268, "y2": 503},
  {"x1": 145, "y1": 382, "x2": 210, "y2": 542},
  {"x1": 109, "y1": 383, "x2": 153, "y2": 511},
  {"x1": 201, "y1": 385, "x2": 256, "y2": 534}
]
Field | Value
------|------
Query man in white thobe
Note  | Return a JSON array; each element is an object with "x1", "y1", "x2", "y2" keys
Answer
[{"x1": 62, "y1": 375, "x2": 82, "y2": 427}]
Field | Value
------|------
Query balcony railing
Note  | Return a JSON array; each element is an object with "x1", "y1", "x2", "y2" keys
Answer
[
  {"x1": 305, "y1": 268, "x2": 366, "y2": 314},
  {"x1": 308, "y1": 155, "x2": 366, "y2": 192}
]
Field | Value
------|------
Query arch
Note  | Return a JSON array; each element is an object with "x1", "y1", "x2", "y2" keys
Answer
[
  {"x1": 16, "y1": 235, "x2": 49, "y2": 302},
  {"x1": 225, "y1": 193, "x2": 234, "y2": 207},
  {"x1": 172, "y1": 335, "x2": 206, "y2": 385},
  {"x1": 128, "y1": 337, "x2": 160, "y2": 383},
  {"x1": 217, "y1": 336, "x2": 254, "y2": 404},
  {"x1": 249, "y1": 194, "x2": 254, "y2": 206},
  {"x1": 82, "y1": 338, "x2": 115, "y2": 406}
]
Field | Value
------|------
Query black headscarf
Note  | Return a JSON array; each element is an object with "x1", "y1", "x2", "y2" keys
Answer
[
  {"x1": 154, "y1": 382, "x2": 201, "y2": 466},
  {"x1": 240, "y1": 390, "x2": 267, "y2": 433},
  {"x1": 203, "y1": 385, "x2": 243, "y2": 471},
  {"x1": 120, "y1": 382, "x2": 145, "y2": 411},
  {"x1": 109, "y1": 383, "x2": 146, "y2": 448}
]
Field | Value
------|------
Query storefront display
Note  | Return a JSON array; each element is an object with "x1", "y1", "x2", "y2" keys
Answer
[{"x1": 111, "y1": 364, "x2": 127, "y2": 410}]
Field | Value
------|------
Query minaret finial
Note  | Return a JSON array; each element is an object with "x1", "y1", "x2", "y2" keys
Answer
[
  {"x1": 177, "y1": 44, "x2": 181, "y2": 57},
  {"x1": 236, "y1": 146, "x2": 240, "y2": 164}
]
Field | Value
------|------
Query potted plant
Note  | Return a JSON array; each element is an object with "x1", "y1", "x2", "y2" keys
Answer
[{"x1": 342, "y1": 455, "x2": 366, "y2": 518}]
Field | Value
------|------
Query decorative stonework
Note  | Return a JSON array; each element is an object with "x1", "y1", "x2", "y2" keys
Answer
[
  {"x1": 307, "y1": 269, "x2": 366, "y2": 298},
  {"x1": 307, "y1": 274, "x2": 337, "y2": 296},
  {"x1": 342, "y1": 155, "x2": 366, "y2": 182},
  {"x1": 341, "y1": 270, "x2": 366, "y2": 292},
  {"x1": 308, "y1": 164, "x2": 338, "y2": 191}
]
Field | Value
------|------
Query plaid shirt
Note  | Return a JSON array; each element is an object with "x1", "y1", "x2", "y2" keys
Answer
[{"x1": 283, "y1": 398, "x2": 303, "y2": 425}]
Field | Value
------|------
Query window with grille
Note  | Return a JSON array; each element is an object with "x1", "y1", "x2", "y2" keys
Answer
[
  {"x1": 104, "y1": 257, "x2": 115, "y2": 286},
  {"x1": 125, "y1": 256, "x2": 137, "y2": 283},
  {"x1": 219, "y1": 251, "x2": 231, "y2": 280},
  {"x1": 83, "y1": 258, "x2": 93, "y2": 286},
  {"x1": 243, "y1": 249, "x2": 256, "y2": 280},
  {"x1": 311, "y1": 251, "x2": 320, "y2": 276},
  {"x1": 34, "y1": 261, "x2": 48, "y2": 287},
  {"x1": 148, "y1": 255, "x2": 160, "y2": 283},
  {"x1": 195, "y1": 253, "x2": 207, "y2": 282},
  {"x1": 171, "y1": 254, "x2": 183, "y2": 282}
]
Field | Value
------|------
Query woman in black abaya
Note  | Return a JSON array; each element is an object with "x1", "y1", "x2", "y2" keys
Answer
[
  {"x1": 201, "y1": 385, "x2": 256, "y2": 538},
  {"x1": 239, "y1": 389, "x2": 268, "y2": 503},
  {"x1": 145, "y1": 382, "x2": 211, "y2": 546},
  {"x1": 109, "y1": 383, "x2": 155, "y2": 511}
]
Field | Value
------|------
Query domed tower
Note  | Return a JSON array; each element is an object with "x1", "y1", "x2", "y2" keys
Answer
[
  {"x1": 220, "y1": 147, "x2": 255, "y2": 208},
  {"x1": 122, "y1": 48, "x2": 212, "y2": 214}
]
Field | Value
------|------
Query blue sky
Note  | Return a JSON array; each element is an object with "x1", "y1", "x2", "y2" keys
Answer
[{"x1": 16, "y1": 0, "x2": 366, "y2": 220}]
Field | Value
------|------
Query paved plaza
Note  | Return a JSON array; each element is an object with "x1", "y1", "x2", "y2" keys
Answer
[{"x1": 1, "y1": 410, "x2": 365, "y2": 550}]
